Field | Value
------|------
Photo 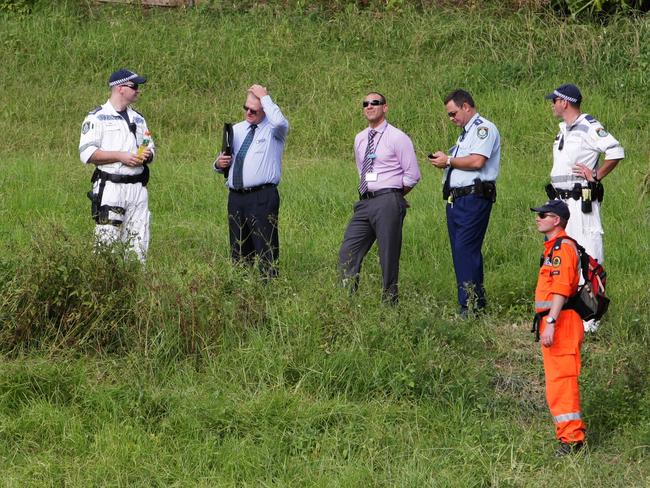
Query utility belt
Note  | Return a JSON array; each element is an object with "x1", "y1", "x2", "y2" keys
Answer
[
  {"x1": 444, "y1": 179, "x2": 496, "y2": 204},
  {"x1": 90, "y1": 167, "x2": 149, "y2": 187},
  {"x1": 545, "y1": 181, "x2": 603, "y2": 214},
  {"x1": 87, "y1": 166, "x2": 149, "y2": 226}
]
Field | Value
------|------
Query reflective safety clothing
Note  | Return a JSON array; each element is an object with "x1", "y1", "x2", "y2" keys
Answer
[
  {"x1": 535, "y1": 229, "x2": 586, "y2": 443},
  {"x1": 551, "y1": 113, "x2": 624, "y2": 265},
  {"x1": 79, "y1": 100, "x2": 155, "y2": 262}
]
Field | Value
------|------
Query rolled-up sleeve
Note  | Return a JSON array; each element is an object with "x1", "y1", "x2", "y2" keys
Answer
[{"x1": 395, "y1": 132, "x2": 420, "y2": 188}]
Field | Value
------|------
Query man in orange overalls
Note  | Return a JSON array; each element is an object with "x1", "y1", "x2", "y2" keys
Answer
[{"x1": 531, "y1": 199, "x2": 586, "y2": 456}]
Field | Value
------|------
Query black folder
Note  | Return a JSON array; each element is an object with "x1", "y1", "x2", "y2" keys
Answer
[{"x1": 221, "y1": 122, "x2": 234, "y2": 178}]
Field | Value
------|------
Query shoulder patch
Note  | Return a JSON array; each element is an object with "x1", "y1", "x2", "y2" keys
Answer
[
  {"x1": 596, "y1": 127, "x2": 609, "y2": 137},
  {"x1": 552, "y1": 256, "x2": 561, "y2": 267},
  {"x1": 88, "y1": 106, "x2": 101, "y2": 115},
  {"x1": 81, "y1": 121, "x2": 92, "y2": 134},
  {"x1": 477, "y1": 126, "x2": 489, "y2": 139}
]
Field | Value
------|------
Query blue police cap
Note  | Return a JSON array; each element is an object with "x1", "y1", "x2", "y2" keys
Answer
[
  {"x1": 544, "y1": 84, "x2": 582, "y2": 104},
  {"x1": 108, "y1": 69, "x2": 147, "y2": 87},
  {"x1": 530, "y1": 200, "x2": 570, "y2": 220}
]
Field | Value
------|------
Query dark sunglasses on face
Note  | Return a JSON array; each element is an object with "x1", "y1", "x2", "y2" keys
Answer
[
  {"x1": 362, "y1": 99, "x2": 385, "y2": 108},
  {"x1": 122, "y1": 84, "x2": 139, "y2": 91},
  {"x1": 537, "y1": 212, "x2": 557, "y2": 219},
  {"x1": 243, "y1": 105, "x2": 258, "y2": 115}
]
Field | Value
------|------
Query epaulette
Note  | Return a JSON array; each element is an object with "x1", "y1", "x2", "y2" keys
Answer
[
  {"x1": 131, "y1": 108, "x2": 144, "y2": 118},
  {"x1": 88, "y1": 106, "x2": 101, "y2": 115},
  {"x1": 584, "y1": 114, "x2": 599, "y2": 125}
]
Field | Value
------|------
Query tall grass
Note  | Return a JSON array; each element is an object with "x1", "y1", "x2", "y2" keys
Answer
[{"x1": 0, "y1": 3, "x2": 649, "y2": 486}]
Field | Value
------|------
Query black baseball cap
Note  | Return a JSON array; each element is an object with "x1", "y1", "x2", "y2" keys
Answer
[
  {"x1": 530, "y1": 200, "x2": 570, "y2": 220},
  {"x1": 108, "y1": 69, "x2": 147, "y2": 87},
  {"x1": 544, "y1": 83, "x2": 582, "y2": 104}
]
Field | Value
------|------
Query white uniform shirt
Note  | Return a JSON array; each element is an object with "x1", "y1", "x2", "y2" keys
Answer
[
  {"x1": 551, "y1": 113, "x2": 624, "y2": 190},
  {"x1": 79, "y1": 100, "x2": 155, "y2": 175},
  {"x1": 445, "y1": 113, "x2": 501, "y2": 188}
]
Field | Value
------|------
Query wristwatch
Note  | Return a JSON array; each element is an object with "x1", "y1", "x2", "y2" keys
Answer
[{"x1": 545, "y1": 316, "x2": 557, "y2": 325}]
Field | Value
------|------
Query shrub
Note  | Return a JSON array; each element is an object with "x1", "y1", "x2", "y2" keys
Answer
[{"x1": 0, "y1": 227, "x2": 142, "y2": 353}]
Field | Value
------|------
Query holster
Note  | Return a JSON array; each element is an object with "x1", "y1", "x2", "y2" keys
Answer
[
  {"x1": 477, "y1": 180, "x2": 497, "y2": 203},
  {"x1": 87, "y1": 190, "x2": 101, "y2": 221}
]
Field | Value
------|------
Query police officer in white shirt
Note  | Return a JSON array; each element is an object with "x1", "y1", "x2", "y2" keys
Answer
[
  {"x1": 544, "y1": 83, "x2": 624, "y2": 332},
  {"x1": 79, "y1": 69, "x2": 155, "y2": 263}
]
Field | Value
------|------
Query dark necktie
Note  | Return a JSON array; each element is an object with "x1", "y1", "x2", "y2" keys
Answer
[
  {"x1": 359, "y1": 129, "x2": 377, "y2": 195},
  {"x1": 443, "y1": 128, "x2": 467, "y2": 199},
  {"x1": 232, "y1": 124, "x2": 257, "y2": 189}
]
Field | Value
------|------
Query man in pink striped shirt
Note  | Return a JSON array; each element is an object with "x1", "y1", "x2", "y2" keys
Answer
[{"x1": 338, "y1": 92, "x2": 421, "y2": 304}]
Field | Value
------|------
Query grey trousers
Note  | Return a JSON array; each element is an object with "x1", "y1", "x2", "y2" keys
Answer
[{"x1": 338, "y1": 191, "x2": 407, "y2": 303}]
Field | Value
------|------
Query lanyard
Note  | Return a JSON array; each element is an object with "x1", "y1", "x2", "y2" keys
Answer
[{"x1": 367, "y1": 126, "x2": 387, "y2": 169}]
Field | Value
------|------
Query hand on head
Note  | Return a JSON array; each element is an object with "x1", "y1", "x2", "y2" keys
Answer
[{"x1": 248, "y1": 84, "x2": 268, "y2": 99}]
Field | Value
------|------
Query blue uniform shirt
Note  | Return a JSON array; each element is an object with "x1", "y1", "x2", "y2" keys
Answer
[{"x1": 445, "y1": 113, "x2": 501, "y2": 188}]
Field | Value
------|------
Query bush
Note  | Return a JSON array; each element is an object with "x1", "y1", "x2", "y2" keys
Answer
[
  {"x1": 0, "y1": 227, "x2": 142, "y2": 352},
  {"x1": 553, "y1": 0, "x2": 650, "y2": 17},
  {"x1": 0, "y1": 227, "x2": 271, "y2": 357}
]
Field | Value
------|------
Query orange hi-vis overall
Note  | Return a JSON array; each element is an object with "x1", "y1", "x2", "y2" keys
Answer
[{"x1": 535, "y1": 229, "x2": 586, "y2": 443}]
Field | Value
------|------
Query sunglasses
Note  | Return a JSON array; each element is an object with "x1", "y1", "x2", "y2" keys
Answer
[
  {"x1": 362, "y1": 99, "x2": 385, "y2": 108},
  {"x1": 122, "y1": 83, "x2": 139, "y2": 91},
  {"x1": 537, "y1": 212, "x2": 557, "y2": 219},
  {"x1": 243, "y1": 105, "x2": 258, "y2": 115},
  {"x1": 447, "y1": 110, "x2": 458, "y2": 118}
]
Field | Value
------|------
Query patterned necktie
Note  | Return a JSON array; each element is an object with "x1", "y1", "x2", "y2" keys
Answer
[
  {"x1": 359, "y1": 129, "x2": 377, "y2": 195},
  {"x1": 232, "y1": 124, "x2": 257, "y2": 189},
  {"x1": 443, "y1": 128, "x2": 467, "y2": 199}
]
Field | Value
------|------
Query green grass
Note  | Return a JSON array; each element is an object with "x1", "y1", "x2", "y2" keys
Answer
[{"x1": 1, "y1": 3, "x2": 649, "y2": 486}]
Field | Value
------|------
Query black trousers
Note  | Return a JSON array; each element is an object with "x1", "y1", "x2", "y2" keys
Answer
[
  {"x1": 338, "y1": 191, "x2": 407, "y2": 303},
  {"x1": 227, "y1": 186, "x2": 280, "y2": 278}
]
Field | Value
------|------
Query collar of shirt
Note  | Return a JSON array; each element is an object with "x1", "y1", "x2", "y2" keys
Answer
[
  {"x1": 367, "y1": 120, "x2": 388, "y2": 135},
  {"x1": 248, "y1": 117, "x2": 268, "y2": 131},
  {"x1": 544, "y1": 229, "x2": 567, "y2": 251},
  {"x1": 462, "y1": 113, "x2": 481, "y2": 134},
  {"x1": 105, "y1": 100, "x2": 130, "y2": 116},
  {"x1": 560, "y1": 112, "x2": 586, "y2": 131}
]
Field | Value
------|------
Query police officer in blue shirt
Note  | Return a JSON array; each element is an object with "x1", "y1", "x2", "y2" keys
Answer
[{"x1": 429, "y1": 89, "x2": 501, "y2": 316}]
